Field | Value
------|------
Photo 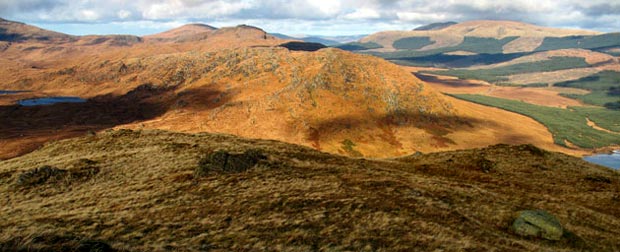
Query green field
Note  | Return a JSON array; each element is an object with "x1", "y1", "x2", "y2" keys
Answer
[
  {"x1": 427, "y1": 57, "x2": 590, "y2": 84},
  {"x1": 555, "y1": 71, "x2": 620, "y2": 108},
  {"x1": 450, "y1": 94, "x2": 620, "y2": 148},
  {"x1": 393, "y1": 37, "x2": 434, "y2": 50},
  {"x1": 368, "y1": 36, "x2": 521, "y2": 61},
  {"x1": 453, "y1": 37, "x2": 519, "y2": 54},
  {"x1": 535, "y1": 33, "x2": 620, "y2": 52}
]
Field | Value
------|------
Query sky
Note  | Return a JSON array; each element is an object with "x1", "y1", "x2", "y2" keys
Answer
[{"x1": 1, "y1": 0, "x2": 619, "y2": 36}]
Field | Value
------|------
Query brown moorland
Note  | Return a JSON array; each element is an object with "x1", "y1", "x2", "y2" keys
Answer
[
  {"x1": 0, "y1": 129, "x2": 618, "y2": 251},
  {"x1": 0, "y1": 19, "x2": 599, "y2": 160}
]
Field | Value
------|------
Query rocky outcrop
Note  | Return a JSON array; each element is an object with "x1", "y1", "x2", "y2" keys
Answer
[{"x1": 512, "y1": 210, "x2": 564, "y2": 240}]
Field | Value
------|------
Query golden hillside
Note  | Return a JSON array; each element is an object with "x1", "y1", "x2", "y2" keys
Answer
[
  {"x1": 0, "y1": 45, "x2": 457, "y2": 158},
  {"x1": 1, "y1": 46, "x2": 581, "y2": 159},
  {"x1": 144, "y1": 23, "x2": 217, "y2": 42},
  {"x1": 0, "y1": 21, "x2": 589, "y2": 160}
]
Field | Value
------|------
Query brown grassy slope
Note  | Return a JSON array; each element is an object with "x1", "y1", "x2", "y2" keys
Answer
[
  {"x1": 0, "y1": 17, "x2": 75, "y2": 42},
  {"x1": 0, "y1": 24, "x2": 284, "y2": 90},
  {"x1": 143, "y1": 23, "x2": 217, "y2": 42},
  {"x1": 0, "y1": 129, "x2": 618, "y2": 251},
  {"x1": 360, "y1": 20, "x2": 600, "y2": 51},
  {"x1": 0, "y1": 44, "x2": 594, "y2": 160},
  {"x1": 103, "y1": 47, "x2": 456, "y2": 158}
]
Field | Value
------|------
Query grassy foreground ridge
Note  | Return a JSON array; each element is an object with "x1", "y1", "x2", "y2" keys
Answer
[{"x1": 1, "y1": 129, "x2": 619, "y2": 251}]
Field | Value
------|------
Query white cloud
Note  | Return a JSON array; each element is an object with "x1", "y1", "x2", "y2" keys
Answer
[
  {"x1": 343, "y1": 8, "x2": 381, "y2": 20},
  {"x1": 117, "y1": 9, "x2": 132, "y2": 19},
  {"x1": 79, "y1": 10, "x2": 100, "y2": 21},
  {"x1": 0, "y1": 0, "x2": 618, "y2": 34},
  {"x1": 396, "y1": 11, "x2": 451, "y2": 22}
]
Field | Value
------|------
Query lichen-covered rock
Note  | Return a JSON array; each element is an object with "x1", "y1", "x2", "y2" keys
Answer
[
  {"x1": 196, "y1": 149, "x2": 267, "y2": 176},
  {"x1": 16, "y1": 165, "x2": 67, "y2": 187},
  {"x1": 512, "y1": 210, "x2": 564, "y2": 240}
]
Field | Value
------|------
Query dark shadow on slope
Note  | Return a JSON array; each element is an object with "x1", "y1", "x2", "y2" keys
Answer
[
  {"x1": 414, "y1": 73, "x2": 485, "y2": 87},
  {"x1": 174, "y1": 86, "x2": 232, "y2": 111},
  {"x1": 306, "y1": 111, "x2": 540, "y2": 150},
  {"x1": 0, "y1": 84, "x2": 179, "y2": 159},
  {"x1": 279, "y1": 41, "x2": 327, "y2": 52},
  {"x1": 391, "y1": 52, "x2": 528, "y2": 68}
]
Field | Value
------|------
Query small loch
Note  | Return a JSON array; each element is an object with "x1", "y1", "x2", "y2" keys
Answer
[
  {"x1": 18, "y1": 96, "x2": 86, "y2": 106},
  {"x1": 584, "y1": 151, "x2": 620, "y2": 170}
]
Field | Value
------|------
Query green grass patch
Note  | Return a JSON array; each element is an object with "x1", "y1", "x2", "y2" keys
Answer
[
  {"x1": 555, "y1": 70, "x2": 620, "y2": 107},
  {"x1": 341, "y1": 139, "x2": 363, "y2": 157},
  {"x1": 571, "y1": 106, "x2": 620, "y2": 132},
  {"x1": 536, "y1": 33, "x2": 620, "y2": 51},
  {"x1": 523, "y1": 83, "x2": 549, "y2": 88},
  {"x1": 454, "y1": 37, "x2": 519, "y2": 54},
  {"x1": 393, "y1": 37, "x2": 434, "y2": 50},
  {"x1": 450, "y1": 94, "x2": 620, "y2": 148},
  {"x1": 426, "y1": 57, "x2": 590, "y2": 84},
  {"x1": 370, "y1": 36, "x2": 520, "y2": 60}
]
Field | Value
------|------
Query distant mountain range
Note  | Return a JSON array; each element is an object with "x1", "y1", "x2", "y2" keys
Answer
[
  {"x1": 335, "y1": 20, "x2": 620, "y2": 90},
  {"x1": 0, "y1": 17, "x2": 465, "y2": 159},
  {"x1": 270, "y1": 33, "x2": 367, "y2": 46}
]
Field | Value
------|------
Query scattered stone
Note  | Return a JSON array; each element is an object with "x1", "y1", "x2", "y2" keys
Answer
[
  {"x1": 196, "y1": 149, "x2": 267, "y2": 176},
  {"x1": 476, "y1": 157, "x2": 495, "y2": 173},
  {"x1": 16, "y1": 165, "x2": 67, "y2": 187},
  {"x1": 16, "y1": 160, "x2": 100, "y2": 187},
  {"x1": 512, "y1": 210, "x2": 564, "y2": 241}
]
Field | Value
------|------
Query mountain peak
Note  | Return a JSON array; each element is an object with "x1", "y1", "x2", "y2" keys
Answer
[
  {"x1": 211, "y1": 24, "x2": 274, "y2": 40},
  {"x1": 0, "y1": 17, "x2": 74, "y2": 42},
  {"x1": 144, "y1": 23, "x2": 217, "y2": 42}
]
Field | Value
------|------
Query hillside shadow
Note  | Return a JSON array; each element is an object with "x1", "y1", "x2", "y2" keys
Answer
[
  {"x1": 0, "y1": 84, "x2": 181, "y2": 159},
  {"x1": 279, "y1": 41, "x2": 327, "y2": 52},
  {"x1": 414, "y1": 73, "x2": 485, "y2": 88},
  {"x1": 394, "y1": 52, "x2": 528, "y2": 68},
  {"x1": 305, "y1": 111, "x2": 543, "y2": 150},
  {"x1": 174, "y1": 86, "x2": 233, "y2": 111}
]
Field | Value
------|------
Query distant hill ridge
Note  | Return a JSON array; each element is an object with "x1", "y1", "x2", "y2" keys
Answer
[
  {"x1": 414, "y1": 21, "x2": 458, "y2": 31},
  {"x1": 359, "y1": 20, "x2": 602, "y2": 52}
]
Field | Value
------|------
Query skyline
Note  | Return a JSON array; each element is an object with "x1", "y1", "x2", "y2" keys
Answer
[{"x1": 1, "y1": 0, "x2": 620, "y2": 36}]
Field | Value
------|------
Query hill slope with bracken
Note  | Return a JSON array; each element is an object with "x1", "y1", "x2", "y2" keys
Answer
[
  {"x1": 0, "y1": 129, "x2": 618, "y2": 251},
  {"x1": 0, "y1": 19, "x2": 591, "y2": 160},
  {"x1": 340, "y1": 20, "x2": 619, "y2": 71},
  {"x1": 359, "y1": 20, "x2": 601, "y2": 52},
  {"x1": 0, "y1": 17, "x2": 75, "y2": 42},
  {"x1": 0, "y1": 20, "x2": 584, "y2": 159}
]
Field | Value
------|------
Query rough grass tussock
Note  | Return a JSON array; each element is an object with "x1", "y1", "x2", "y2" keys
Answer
[
  {"x1": 0, "y1": 129, "x2": 619, "y2": 251},
  {"x1": 195, "y1": 149, "x2": 267, "y2": 176}
]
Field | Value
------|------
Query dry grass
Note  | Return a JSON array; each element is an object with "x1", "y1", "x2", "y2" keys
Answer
[
  {"x1": 0, "y1": 129, "x2": 618, "y2": 251},
  {"x1": 1, "y1": 45, "x2": 462, "y2": 159}
]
